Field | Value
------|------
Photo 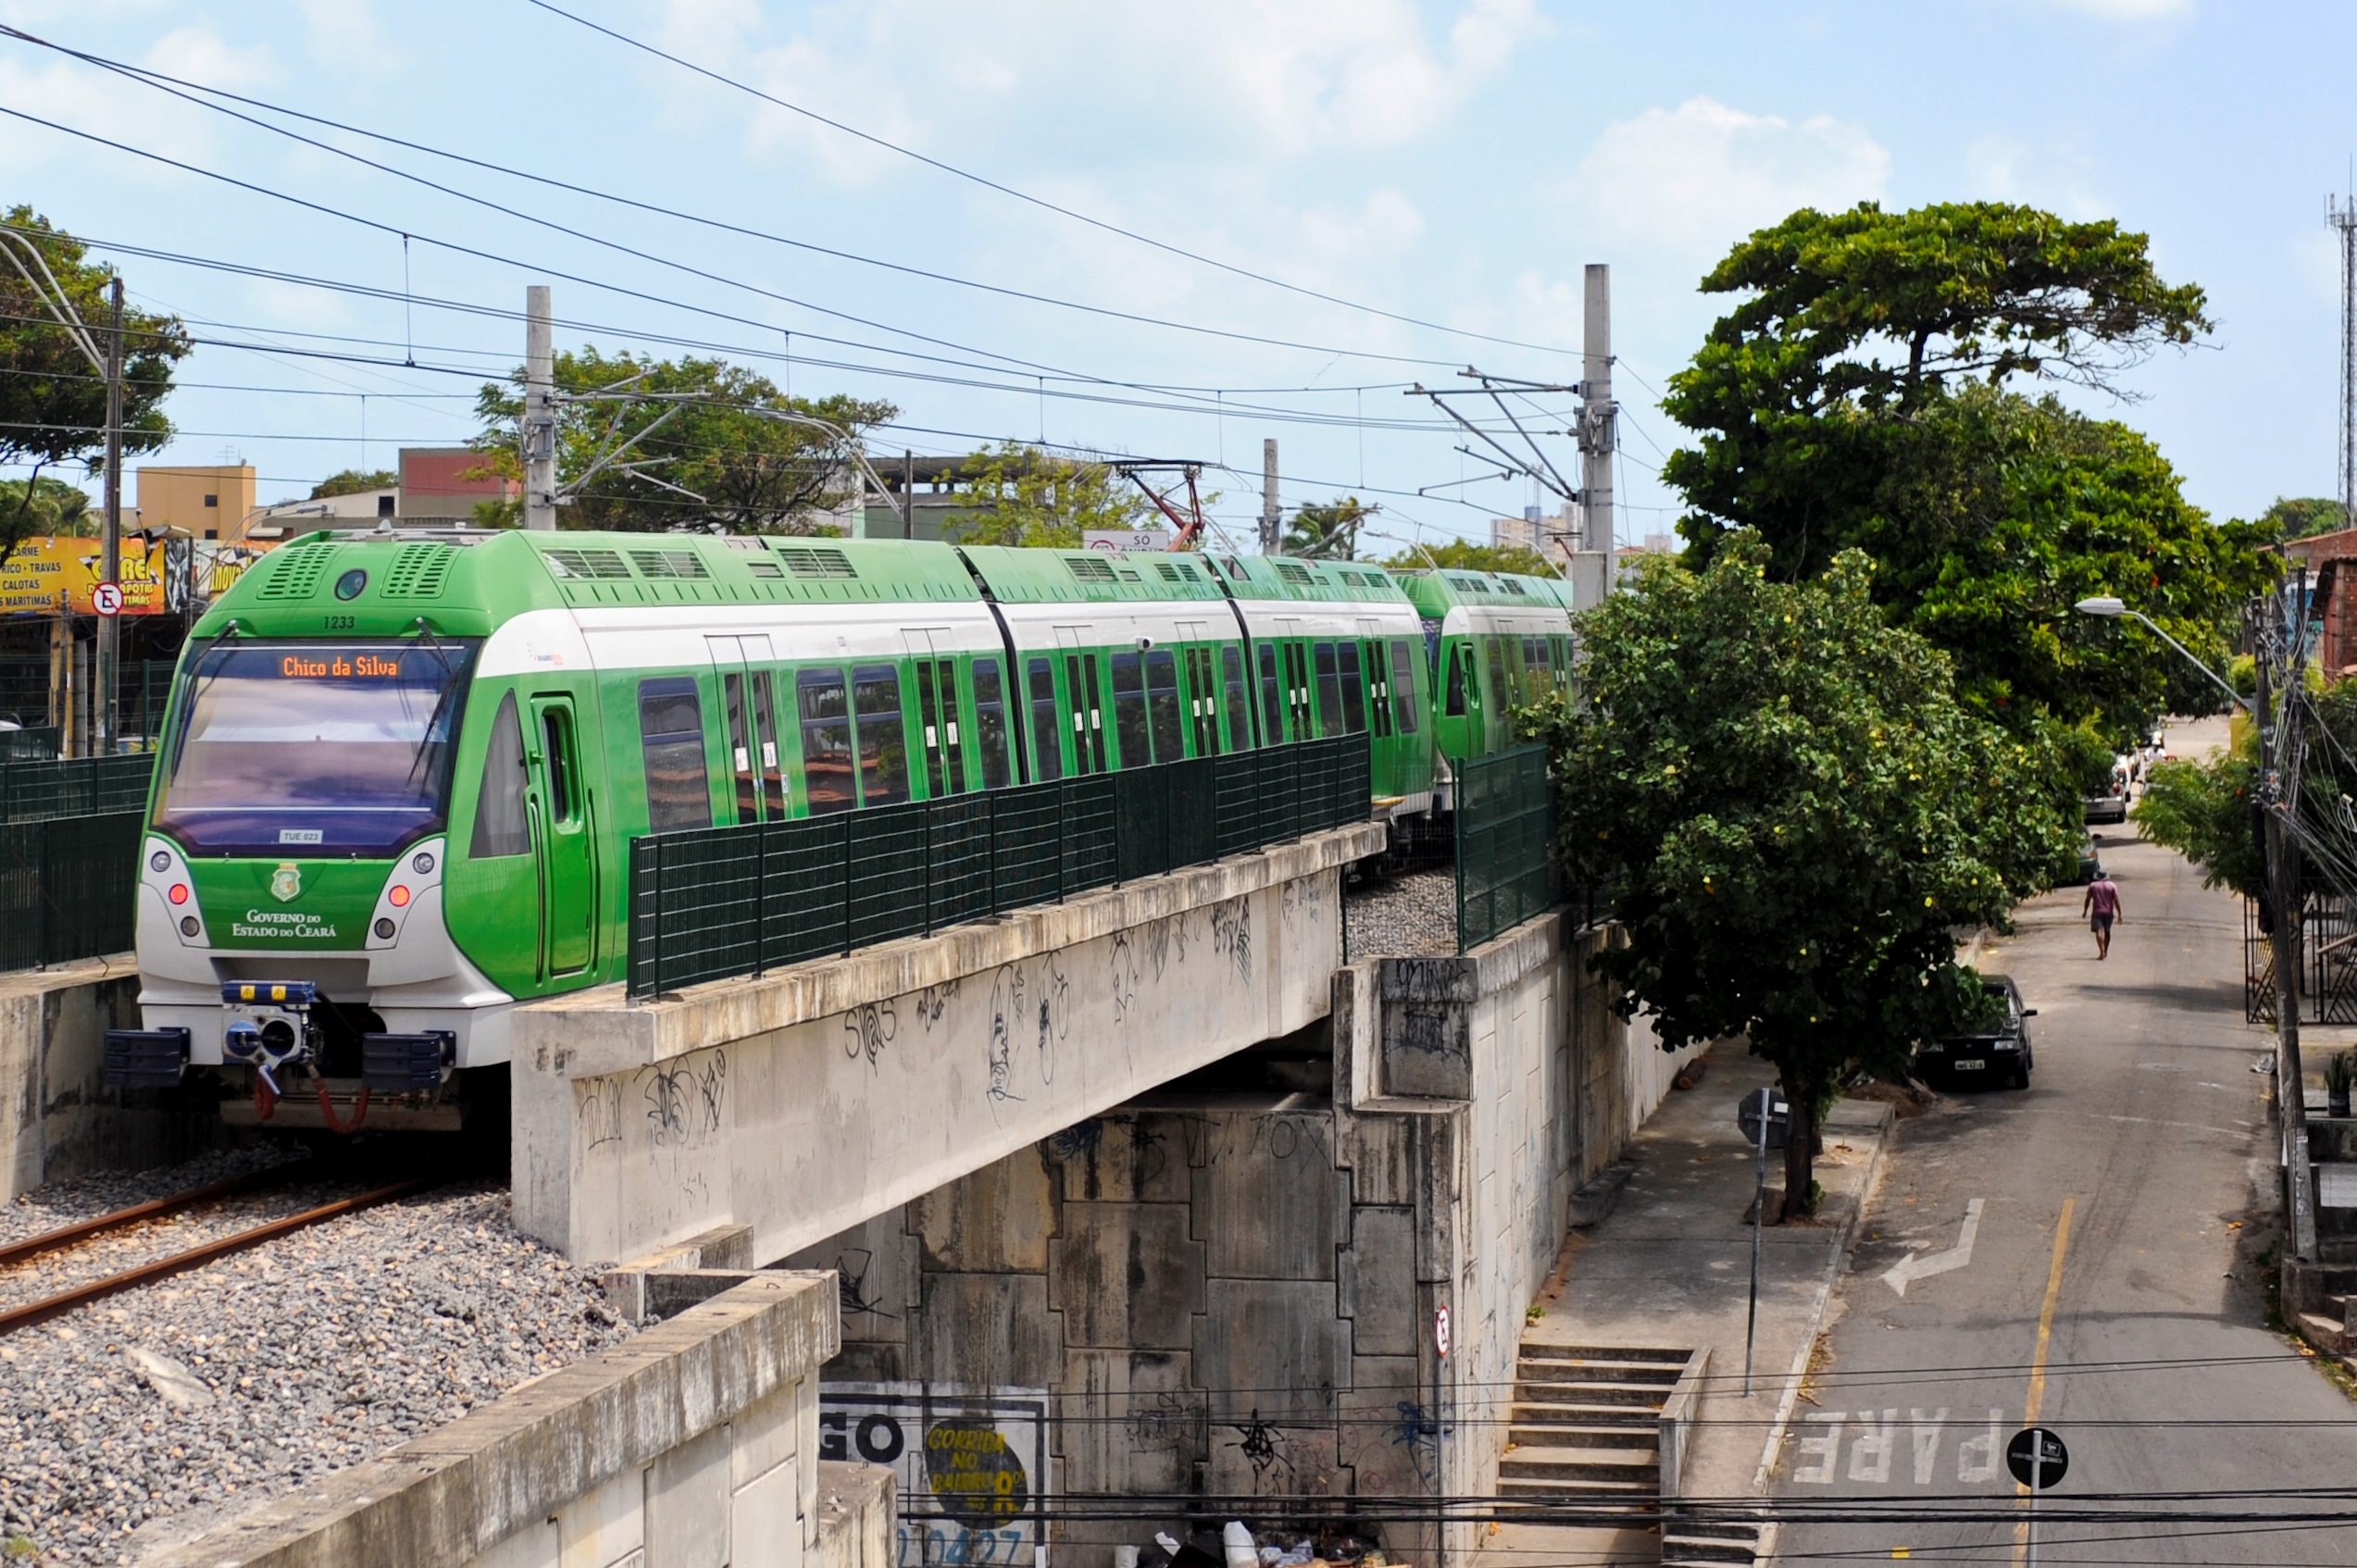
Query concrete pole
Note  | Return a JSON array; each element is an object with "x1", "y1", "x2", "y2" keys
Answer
[
  {"x1": 902, "y1": 450, "x2": 915, "y2": 538},
  {"x1": 2257, "y1": 630, "x2": 2319, "y2": 1260},
  {"x1": 98, "y1": 278, "x2": 123, "y2": 753},
  {"x1": 1578, "y1": 265, "x2": 1614, "y2": 554},
  {"x1": 523, "y1": 286, "x2": 557, "y2": 531},
  {"x1": 1260, "y1": 439, "x2": 1280, "y2": 554}
]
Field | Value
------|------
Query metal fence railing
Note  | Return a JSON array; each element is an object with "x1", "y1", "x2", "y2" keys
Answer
[
  {"x1": 629, "y1": 733, "x2": 1373, "y2": 998},
  {"x1": 0, "y1": 754, "x2": 156, "y2": 824},
  {"x1": 0, "y1": 811, "x2": 141, "y2": 971},
  {"x1": 1455, "y1": 742, "x2": 1560, "y2": 953}
]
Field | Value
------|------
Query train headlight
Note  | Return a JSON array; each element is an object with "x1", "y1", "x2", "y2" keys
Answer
[
  {"x1": 168, "y1": 883, "x2": 189, "y2": 905},
  {"x1": 389, "y1": 886, "x2": 411, "y2": 908},
  {"x1": 179, "y1": 916, "x2": 199, "y2": 938},
  {"x1": 374, "y1": 918, "x2": 396, "y2": 940},
  {"x1": 149, "y1": 851, "x2": 170, "y2": 873}
]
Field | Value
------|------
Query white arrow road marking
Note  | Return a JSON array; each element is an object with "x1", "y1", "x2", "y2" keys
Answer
[{"x1": 1882, "y1": 1199, "x2": 1984, "y2": 1298}]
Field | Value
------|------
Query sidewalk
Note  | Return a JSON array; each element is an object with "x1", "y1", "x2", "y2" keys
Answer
[{"x1": 1476, "y1": 1039, "x2": 1894, "y2": 1566}]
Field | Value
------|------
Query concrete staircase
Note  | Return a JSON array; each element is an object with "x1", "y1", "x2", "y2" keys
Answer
[
  {"x1": 1498, "y1": 1343, "x2": 1685, "y2": 1500},
  {"x1": 1497, "y1": 1342, "x2": 1763, "y2": 1565}
]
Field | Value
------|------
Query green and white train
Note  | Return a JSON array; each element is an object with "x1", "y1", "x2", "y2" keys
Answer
[{"x1": 111, "y1": 529, "x2": 1578, "y2": 1119}]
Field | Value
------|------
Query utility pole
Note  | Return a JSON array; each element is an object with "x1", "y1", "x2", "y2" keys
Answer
[
  {"x1": 1578, "y1": 264, "x2": 1615, "y2": 554},
  {"x1": 2334, "y1": 196, "x2": 2357, "y2": 532},
  {"x1": 901, "y1": 450, "x2": 916, "y2": 537},
  {"x1": 523, "y1": 285, "x2": 557, "y2": 531},
  {"x1": 2257, "y1": 589, "x2": 2320, "y2": 1261},
  {"x1": 98, "y1": 278, "x2": 123, "y2": 754},
  {"x1": 1260, "y1": 439, "x2": 1280, "y2": 554}
]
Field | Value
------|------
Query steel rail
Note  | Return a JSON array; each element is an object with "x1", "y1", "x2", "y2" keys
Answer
[
  {"x1": 0, "y1": 1176, "x2": 438, "y2": 1336},
  {"x1": 0, "y1": 1161, "x2": 313, "y2": 1271}
]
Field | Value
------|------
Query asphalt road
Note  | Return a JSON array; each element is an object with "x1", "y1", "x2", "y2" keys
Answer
[{"x1": 1770, "y1": 751, "x2": 2357, "y2": 1562}]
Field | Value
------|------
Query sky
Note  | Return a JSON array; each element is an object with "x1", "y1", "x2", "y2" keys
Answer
[{"x1": 0, "y1": 0, "x2": 2348, "y2": 554}]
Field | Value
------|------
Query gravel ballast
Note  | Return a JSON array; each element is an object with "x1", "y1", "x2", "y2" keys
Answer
[
  {"x1": 0, "y1": 1172, "x2": 632, "y2": 1564},
  {"x1": 1346, "y1": 867, "x2": 1458, "y2": 959}
]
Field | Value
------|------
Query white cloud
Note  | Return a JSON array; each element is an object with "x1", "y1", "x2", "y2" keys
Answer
[
  {"x1": 294, "y1": 0, "x2": 402, "y2": 71},
  {"x1": 1564, "y1": 97, "x2": 1889, "y2": 255},
  {"x1": 0, "y1": 28, "x2": 276, "y2": 182},
  {"x1": 1964, "y1": 132, "x2": 2114, "y2": 221}
]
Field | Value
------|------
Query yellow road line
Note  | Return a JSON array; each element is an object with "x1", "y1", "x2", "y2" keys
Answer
[{"x1": 2013, "y1": 1197, "x2": 2076, "y2": 1566}]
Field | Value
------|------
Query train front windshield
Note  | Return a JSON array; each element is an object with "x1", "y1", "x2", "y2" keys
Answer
[{"x1": 156, "y1": 641, "x2": 479, "y2": 856}]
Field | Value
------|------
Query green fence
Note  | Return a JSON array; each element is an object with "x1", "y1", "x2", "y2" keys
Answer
[
  {"x1": 0, "y1": 811, "x2": 142, "y2": 971},
  {"x1": 629, "y1": 733, "x2": 1372, "y2": 998},
  {"x1": 1455, "y1": 742, "x2": 1560, "y2": 952},
  {"x1": 0, "y1": 753, "x2": 155, "y2": 823}
]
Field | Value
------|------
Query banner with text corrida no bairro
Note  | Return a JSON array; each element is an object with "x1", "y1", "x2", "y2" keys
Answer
[{"x1": 819, "y1": 1385, "x2": 1049, "y2": 1568}]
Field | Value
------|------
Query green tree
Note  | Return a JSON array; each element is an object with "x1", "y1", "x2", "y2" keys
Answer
[
  {"x1": 1529, "y1": 538, "x2": 2074, "y2": 1214},
  {"x1": 1284, "y1": 496, "x2": 1372, "y2": 559},
  {"x1": 2258, "y1": 497, "x2": 2345, "y2": 541},
  {"x1": 310, "y1": 468, "x2": 395, "y2": 499},
  {"x1": 0, "y1": 475, "x2": 90, "y2": 535},
  {"x1": 0, "y1": 206, "x2": 188, "y2": 564},
  {"x1": 2133, "y1": 746, "x2": 2262, "y2": 899},
  {"x1": 1381, "y1": 538, "x2": 1554, "y2": 577},
  {"x1": 1661, "y1": 201, "x2": 2259, "y2": 741},
  {"x1": 473, "y1": 348, "x2": 894, "y2": 532},
  {"x1": 947, "y1": 442, "x2": 1154, "y2": 547}
]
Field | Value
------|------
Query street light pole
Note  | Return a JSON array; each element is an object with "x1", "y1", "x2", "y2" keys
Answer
[{"x1": 98, "y1": 278, "x2": 122, "y2": 754}]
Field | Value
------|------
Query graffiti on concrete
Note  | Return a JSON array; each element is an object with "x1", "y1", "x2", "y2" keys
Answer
[{"x1": 845, "y1": 1001, "x2": 898, "y2": 1068}]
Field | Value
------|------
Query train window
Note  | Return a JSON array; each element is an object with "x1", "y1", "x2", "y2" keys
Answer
[
  {"x1": 1391, "y1": 640, "x2": 1421, "y2": 734},
  {"x1": 1257, "y1": 644, "x2": 1284, "y2": 744},
  {"x1": 938, "y1": 662, "x2": 966, "y2": 794},
  {"x1": 469, "y1": 691, "x2": 530, "y2": 857},
  {"x1": 639, "y1": 678, "x2": 714, "y2": 833},
  {"x1": 974, "y1": 659, "x2": 1013, "y2": 790},
  {"x1": 796, "y1": 669, "x2": 856, "y2": 815},
  {"x1": 1444, "y1": 644, "x2": 1467, "y2": 716},
  {"x1": 1145, "y1": 650, "x2": 1184, "y2": 761},
  {"x1": 1313, "y1": 643, "x2": 1341, "y2": 738},
  {"x1": 1338, "y1": 643, "x2": 1366, "y2": 734},
  {"x1": 752, "y1": 672, "x2": 786, "y2": 817},
  {"x1": 1110, "y1": 652, "x2": 1151, "y2": 768},
  {"x1": 852, "y1": 666, "x2": 910, "y2": 806},
  {"x1": 915, "y1": 662, "x2": 947, "y2": 798},
  {"x1": 723, "y1": 671, "x2": 758, "y2": 823},
  {"x1": 1027, "y1": 658, "x2": 1063, "y2": 783},
  {"x1": 1222, "y1": 646, "x2": 1253, "y2": 751},
  {"x1": 1485, "y1": 641, "x2": 1514, "y2": 737},
  {"x1": 542, "y1": 708, "x2": 580, "y2": 827}
]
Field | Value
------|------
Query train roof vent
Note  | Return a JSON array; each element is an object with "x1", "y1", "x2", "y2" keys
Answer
[
  {"x1": 380, "y1": 542, "x2": 455, "y2": 599},
  {"x1": 1065, "y1": 555, "x2": 1117, "y2": 584},
  {"x1": 542, "y1": 547, "x2": 630, "y2": 580},
  {"x1": 1174, "y1": 561, "x2": 1202, "y2": 581},
  {"x1": 1154, "y1": 560, "x2": 1182, "y2": 583},
  {"x1": 1449, "y1": 575, "x2": 1491, "y2": 593},
  {"x1": 1500, "y1": 578, "x2": 1528, "y2": 595},
  {"x1": 745, "y1": 558, "x2": 785, "y2": 578},
  {"x1": 1118, "y1": 567, "x2": 1142, "y2": 582},
  {"x1": 629, "y1": 548, "x2": 710, "y2": 579},
  {"x1": 1274, "y1": 560, "x2": 1314, "y2": 585},
  {"x1": 256, "y1": 542, "x2": 335, "y2": 600},
  {"x1": 778, "y1": 545, "x2": 857, "y2": 579}
]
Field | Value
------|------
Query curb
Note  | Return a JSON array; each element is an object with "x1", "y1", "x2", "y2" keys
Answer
[{"x1": 1750, "y1": 1097, "x2": 1897, "y2": 1562}]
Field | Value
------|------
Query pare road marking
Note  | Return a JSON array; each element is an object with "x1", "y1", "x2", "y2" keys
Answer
[
  {"x1": 1882, "y1": 1199, "x2": 1984, "y2": 1299},
  {"x1": 1792, "y1": 1408, "x2": 2006, "y2": 1486}
]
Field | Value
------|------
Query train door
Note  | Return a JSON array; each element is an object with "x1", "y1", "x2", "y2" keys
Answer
[
  {"x1": 1185, "y1": 644, "x2": 1220, "y2": 754},
  {"x1": 1055, "y1": 626, "x2": 1107, "y2": 774},
  {"x1": 905, "y1": 630, "x2": 966, "y2": 798},
  {"x1": 1365, "y1": 639, "x2": 1394, "y2": 740},
  {"x1": 527, "y1": 693, "x2": 594, "y2": 977},
  {"x1": 706, "y1": 635, "x2": 783, "y2": 824}
]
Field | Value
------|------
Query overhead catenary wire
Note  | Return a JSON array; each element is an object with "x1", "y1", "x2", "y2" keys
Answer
[
  {"x1": 520, "y1": 0, "x2": 1579, "y2": 362},
  {"x1": 0, "y1": 24, "x2": 1499, "y2": 375}
]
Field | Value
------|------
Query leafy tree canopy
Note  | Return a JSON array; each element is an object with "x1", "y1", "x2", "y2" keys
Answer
[
  {"x1": 1662, "y1": 201, "x2": 2263, "y2": 743},
  {"x1": 1381, "y1": 538, "x2": 1554, "y2": 577},
  {"x1": 1, "y1": 206, "x2": 188, "y2": 563},
  {"x1": 0, "y1": 475, "x2": 90, "y2": 535},
  {"x1": 947, "y1": 442, "x2": 1154, "y2": 548},
  {"x1": 1284, "y1": 496, "x2": 1373, "y2": 559},
  {"x1": 1529, "y1": 536, "x2": 2076, "y2": 1212},
  {"x1": 473, "y1": 348, "x2": 894, "y2": 532},
  {"x1": 2258, "y1": 496, "x2": 2347, "y2": 541},
  {"x1": 310, "y1": 468, "x2": 395, "y2": 499}
]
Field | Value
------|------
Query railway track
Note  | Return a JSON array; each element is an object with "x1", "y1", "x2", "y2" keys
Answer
[{"x1": 0, "y1": 1163, "x2": 441, "y2": 1335}]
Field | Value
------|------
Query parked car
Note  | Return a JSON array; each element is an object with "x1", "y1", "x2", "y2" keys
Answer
[
  {"x1": 1914, "y1": 975, "x2": 2038, "y2": 1089},
  {"x1": 2066, "y1": 840, "x2": 2104, "y2": 885},
  {"x1": 2083, "y1": 788, "x2": 2128, "y2": 825}
]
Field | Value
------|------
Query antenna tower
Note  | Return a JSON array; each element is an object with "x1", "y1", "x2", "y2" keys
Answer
[{"x1": 2333, "y1": 193, "x2": 2357, "y2": 529}]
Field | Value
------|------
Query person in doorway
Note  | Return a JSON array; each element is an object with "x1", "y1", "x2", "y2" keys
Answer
[{"x1": 2082, "y1": 871, "x2": 2124, "y2": 960}]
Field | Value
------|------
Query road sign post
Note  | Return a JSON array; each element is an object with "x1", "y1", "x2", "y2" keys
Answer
[
  {"x1": 2006, "y1": 1426, "x2": 2067, "y2": 1568},
  {"x1": 1736, "y1": 1087, "x2": 1790, "y2": 1397}
]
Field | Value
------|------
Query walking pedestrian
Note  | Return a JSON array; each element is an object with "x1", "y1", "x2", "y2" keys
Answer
[{"x1": 2083, "y1": 870, "x2": 2124, "y2": 960}]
